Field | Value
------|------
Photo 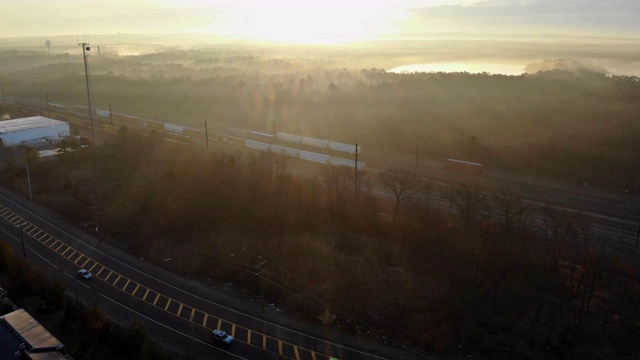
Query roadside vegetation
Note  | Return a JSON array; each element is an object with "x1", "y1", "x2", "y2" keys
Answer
[
  {"x1": 2, "y1": 129, "x2": 639, "y2": 359},
  {"x1": 0, "y1": 242, "x2": 177, "y2": 360}
]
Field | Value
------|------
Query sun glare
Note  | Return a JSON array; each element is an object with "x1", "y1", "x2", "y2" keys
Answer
[{"x1": 222, "y1": 2, "x2": 398, "y2": 44}]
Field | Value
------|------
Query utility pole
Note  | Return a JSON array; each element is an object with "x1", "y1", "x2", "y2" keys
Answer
[
  {"x1": 634, "y1": 222, "x2": 640, "y2": 253},
  {"x1": 17, "y1": 223, "x2": 26, "y2": 259},
  {"x1": 415, "y1": 144, "x2": 419, "y2": 175},
  {"x1": 256, "y1": 259, "x2": 267, "y2": 314},
  {"x1": 1, "y1": 83, "x2": 5, "y2": 104},
  {"x1": 354, "y1": 143, "x2": 359, "y2": 199},
  {"x1": 205, "y1": 121, "x2": 209, "y2": 153},
  {"x1": 26, "y1": 162, "x2": 33, "y2": 203},
  {"x1": 190, "y1": 313, "x2": 195, "y2": 359},
  {"x1": 109, "y1": 104, "x2": 114, "y2": 132},
  {"x1": 46, "y1": 92, "x2": 50, "y2": 117},
  {"x1": 79, "y1": 42, "x2": 95, "y2": 143},
  {"x1": 90, "y1": 206, "x2": 100, "y2": 244}
]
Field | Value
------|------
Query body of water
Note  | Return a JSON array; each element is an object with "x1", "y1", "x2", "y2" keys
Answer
[{"x1": 388, "y1": 63, "x2": 525, "y2": 76}]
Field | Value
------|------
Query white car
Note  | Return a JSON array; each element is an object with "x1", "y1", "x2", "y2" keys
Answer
[
  {"x1": 77, "y1": 269, "x2": 92, "y2": 279},
  {"x1": 211, "y1": 329, "x2": 233, "y2": 344}
]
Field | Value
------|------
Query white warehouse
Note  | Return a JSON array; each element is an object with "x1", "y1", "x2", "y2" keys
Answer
[{"x1": 0, "y1": 116, "x2": 70, "y2": 147}]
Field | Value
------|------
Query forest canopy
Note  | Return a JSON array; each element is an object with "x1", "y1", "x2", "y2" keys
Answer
[{"x1": 1, "y1": 36, "x2": 639, "y2": 190}]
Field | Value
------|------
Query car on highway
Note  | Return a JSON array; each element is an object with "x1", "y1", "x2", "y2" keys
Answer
[
  {"x1": 77, "y1": 269, "x2": 92, "y2": 279},
  {"x1": 211, "y1": 329, "x2": 233, "y2": 344}
]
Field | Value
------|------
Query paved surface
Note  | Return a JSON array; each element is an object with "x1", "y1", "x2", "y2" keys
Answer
[{"x1": 0, "y1": 186, "x2": 433, "y2": 360}]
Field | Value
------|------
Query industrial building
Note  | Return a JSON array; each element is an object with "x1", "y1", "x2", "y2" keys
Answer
[
  {"x1": 0, "y1": 308, "x2": 68, "y2": 359},
  {"x1": 0, "y1": 116, "x2": 70, "y2": 147}
]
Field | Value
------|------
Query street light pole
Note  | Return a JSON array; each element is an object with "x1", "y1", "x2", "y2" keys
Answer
[
  {"x1": 89, "y1": 205, "x2": 100, "y2": 244},
  {"x1": 79, "y1": 42, "x2": 95, "y2": 144},
  {"x1": 190, "y1": 313, "x2": 195, "y2": 359},
  {"x1": 16, "y1": 222, "x2": 26, "y2": 259},
  {"x1": 46, "y1": 92, "x2": 50, "y2": 117},
  {"x1": 26, "y1": 162, "x2": 33, "y2": 203},
  {"x1": 256, "y1": 259, "x2": 267, "y2": 314}
]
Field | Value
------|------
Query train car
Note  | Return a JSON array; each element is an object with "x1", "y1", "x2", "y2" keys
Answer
[
  {"x1": 222, "y1": 135, "x2": 246, "y2": 147},
  {"x1": 445, "y1": 159, "x2": 484, "y2": 175},
  {"x1": 329, "y1": 157, "x2": 366, "y2": 170},
  {"x1": 48, "y1": 103, "x2": 68, "y2": 115},
  {"x1": 249, "y1": 131, "x2": 275, "y2": 143}
]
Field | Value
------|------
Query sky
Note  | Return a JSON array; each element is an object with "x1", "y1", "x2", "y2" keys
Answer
[{"x1": 3, "y1": 0, "x2": 639, "y2": 43}]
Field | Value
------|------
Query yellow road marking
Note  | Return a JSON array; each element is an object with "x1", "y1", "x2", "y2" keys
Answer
[
  {"x1": 73, "y1": 254, "x2": 84, "y2": 264},
  {"x1": 0, "y1": 207, "x2": 338, "y2": 360},
  {"x1": 95, "y1": 266, "x2": 105, "y2": 277},
  {"x1": 88, "y1": 262, "x2": 99, "y2": 273},
  {"x1": 104, "y1": 270, "x2": 113, "y2": 282}
]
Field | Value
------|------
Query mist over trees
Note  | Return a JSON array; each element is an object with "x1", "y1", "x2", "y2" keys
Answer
[
  {"x1": 1, "y1": 43, "x2": 638, "y2": 191},
  {"x1": 1, "y1": 36, "x2": 639, "y2": 358}
]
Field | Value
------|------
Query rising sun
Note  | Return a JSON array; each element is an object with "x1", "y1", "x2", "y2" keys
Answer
[{"x1": 221, "y1": 1, "x2": 398, "y2": 44}]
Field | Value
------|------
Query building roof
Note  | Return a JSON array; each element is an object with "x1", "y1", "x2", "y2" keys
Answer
[
  {"x1": 0, "y1": 117, "x2": 67, "y2": 134},
  {"x1": 0, "y1": 309, "x2": 64, "y2": 356}
]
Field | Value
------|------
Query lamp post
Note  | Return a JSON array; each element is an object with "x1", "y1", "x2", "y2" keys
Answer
[
  {"x1": 79, "y1": 42, "x2": 95, "y2": 143},
  {"x1": 190, "y1": 313, "x2": 195, "y2": 359},
  {"x1": 89, "y1": 205, "x2": 100, "y2": 243},
  {"x1": 15, "y1": 222, "x2": 27, "y2": 259},
  {"x1": 26, "y1": 162, "x2": 33, "y2": 203},
  {"x1": 255, "y1": 258, "x2": 267, "y2": 314}
]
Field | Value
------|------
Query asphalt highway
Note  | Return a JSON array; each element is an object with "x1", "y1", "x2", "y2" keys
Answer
[{"x1": 0, "y1": 188, "x2": 432, "y2": 360}]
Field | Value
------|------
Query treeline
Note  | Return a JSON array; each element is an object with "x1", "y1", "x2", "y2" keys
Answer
[
  {"x1": 2, "y1": 130, "x2": 640, "y2": 359},
  {"x1": 0, "y1": 241, "x2": 176, "y2": 360},
  {"x1": 1, "y1": 49, "x2": 639, "y2": 191}
]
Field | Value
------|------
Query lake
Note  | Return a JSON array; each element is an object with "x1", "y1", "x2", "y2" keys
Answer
[{"x1": 388, "y1": 63, "x2": 526, "y2": 76}]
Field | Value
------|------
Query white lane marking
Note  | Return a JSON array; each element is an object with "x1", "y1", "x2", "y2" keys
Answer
[
  {"x1": 0, "y1": 226, "x2": 248, "y2": 360},
  {"x1": 0, "y1": 193, "x2": 397, "y2": 359}
]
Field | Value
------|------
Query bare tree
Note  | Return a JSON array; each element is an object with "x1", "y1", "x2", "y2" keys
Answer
[
  {"x1": 379, "y1": 168, "x2": 422, "y2": 219},
  {"x1": 493, "y1": 188, "x2": 527, "y2": 252},
  {"x1": 446, "y1": 182, "x2": 485, "y2": 230}
]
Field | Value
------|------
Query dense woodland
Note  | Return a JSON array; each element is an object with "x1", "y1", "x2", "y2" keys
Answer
[
  {"x1": 0, "y1": 46, "x2": 639, "y2": 191},
  {"x1": 2, "y1": 130, "x2": 639, "y2": 359}
]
